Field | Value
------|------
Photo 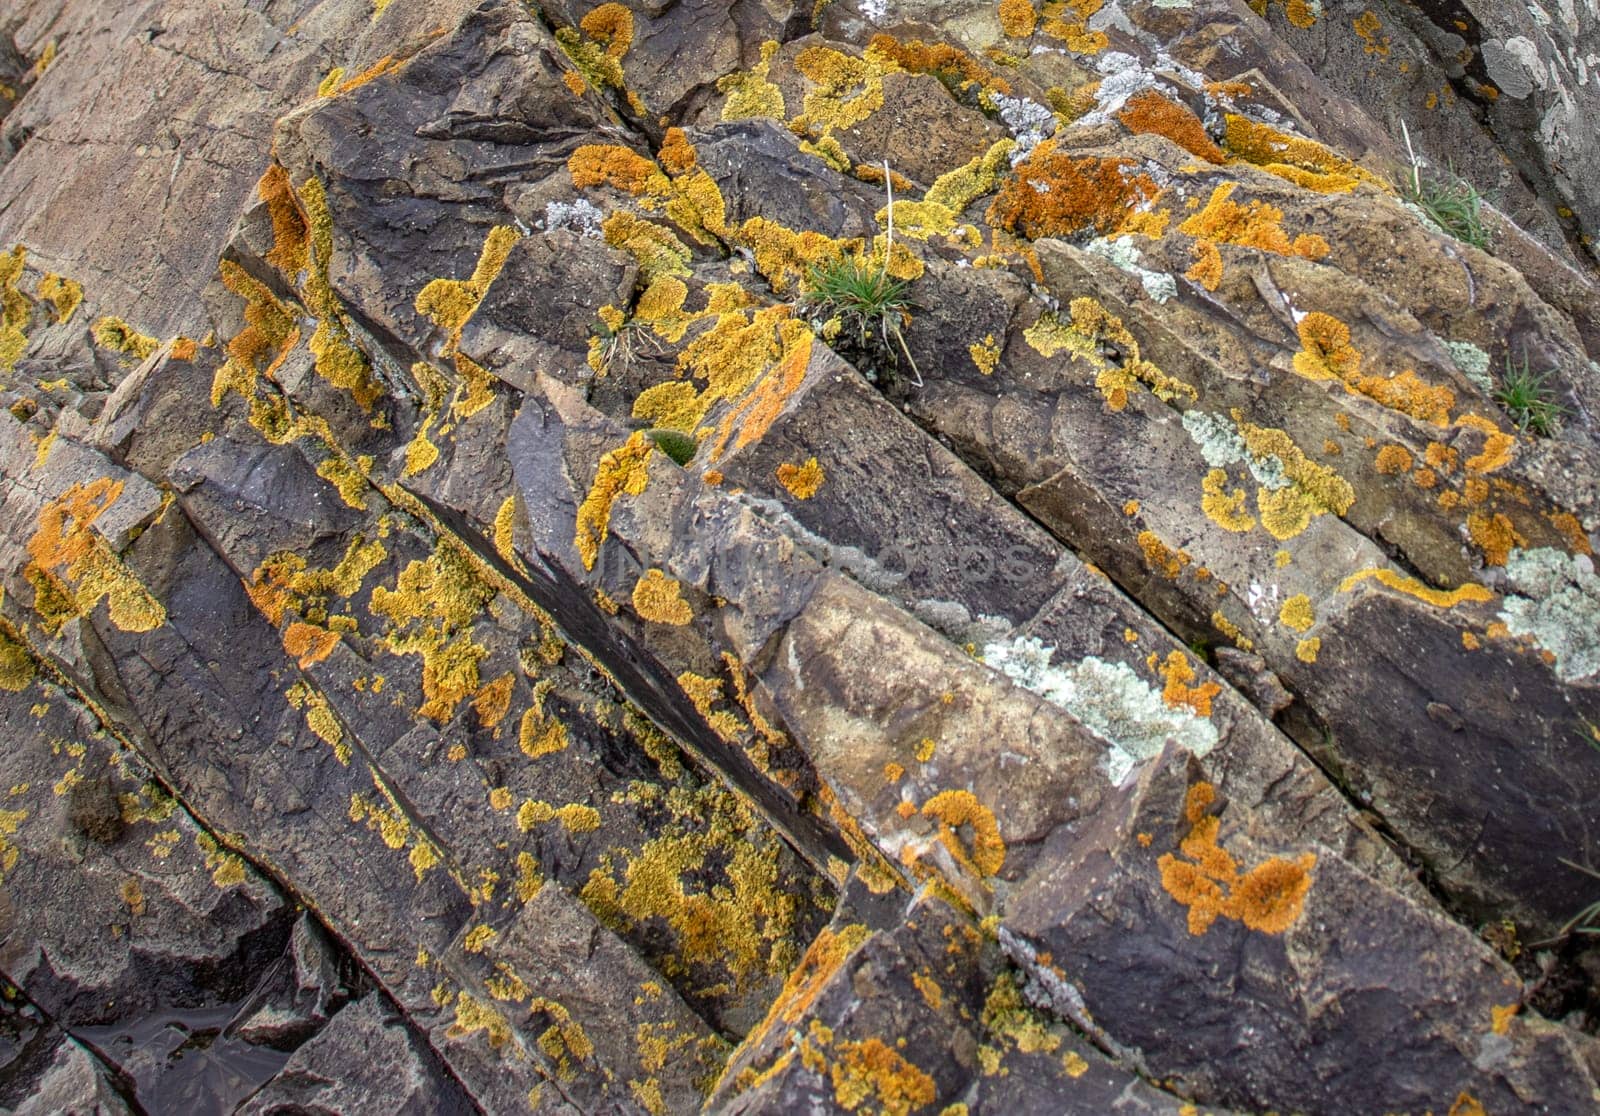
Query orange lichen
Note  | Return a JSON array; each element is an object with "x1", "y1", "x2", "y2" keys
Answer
[
  {"x1": 829, "y1": 1036, "x2": 937, "y2": 1115},
  {"x1": 1039, "y1": 0, "x2": 1109, "y2": 53},
  {"x1": 1339, "y1": 567, "x2": 1493, "y2": 608},
  {"x1": 1186, "y1": 238, "x2": 1223, "y2": 290},
  {"x1": 998, "y1": 0, "x2": 1039, "y2": 37},
  {"x1": 1547, "y1": 511, "x2": 1592, "y2": 555},
  {"x1": 1347, "y1": 368, "x2": 1454, "y2": 425},
  {"x1": 1352, "y1": 11, "x2": 1391, "y2": 56},
  {"x1": 632, "y1": 568, "x2": 693, "y2": 625},
  {"x1": 1118, "y1": 91, "x2": 1225, "y2": 163},
  {"x1": 865, "y1": 35, "x2": 1011, "y2": 97},
  {"x1": 711, "y1": 322, "x2": 815, "y2": 459},
  {"x1": 1375, "y1": 444, "x2": 1413, "y2": 475},
  {"x1": 1177, "y1": 182, "x2": 1329, "y2": 260},
  {"x1": 988, "y1": 142, "x2": 1156, "y2": 240},
  {"x1": 657, "y1": 128, "x2": 698, "y2": 176},
  {"x1": 1158, "y1": 650, "x2": 1221, "y2": 717},
  {"x1": 1425, "y1": 442, "x2": 1460, "y2": 473},
  {"x1": 26, "y1": 478, "x2": 166, "y2": 633},
  {"x1": 580, "y1": 2, "x2": 634, "y2": 58},
  {"x1": 1158, "y1": 782, "x2": 1316, "y2": 936},
  {"x1": 284, "y1": 621, "x2": 341, "y2": 667},
  {"x1": 921, "y1": 790, "x2": 1006, "y2": 877},
  {"x1": 575, "y1": 432, "x2": 653, "y2": 569},
  {"x1": 567, "y1": 144, "x2": 662, "y2": 194},
  {"x1": 1137, "y1": 530, "x2": 1191, "y2": 579},
  {"x1": 776, "y1": 457, "x2": 826, "y2": 499},
  {"x1": 1467, "y1": 511, "x2": 1523, "y2": 567}
]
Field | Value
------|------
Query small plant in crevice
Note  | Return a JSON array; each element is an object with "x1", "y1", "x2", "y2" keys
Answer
[
  {"x1": 801, "y1": 253, "x2": 918, "y2": 382},
  {"x1": 1495, "y1": 352, "x2": 1568, "y2": 436},
  {"x1": 1399, "y1": 121, "x2": 1490, "y2": 250},
  {"x1": 799, "y1": 160, "x2": 922, "y2": 390},
  {"x1": 1527, "y1": 859, "x2": 1600, "y2": 949},
  {"x1": 589, "y1": 313, "x2": 662, "y2": 379}
]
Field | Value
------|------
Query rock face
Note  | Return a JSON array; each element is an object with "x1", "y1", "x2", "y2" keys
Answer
[{"x1": 2, "y1": 0, "x2": 1600, "y2": 1112}]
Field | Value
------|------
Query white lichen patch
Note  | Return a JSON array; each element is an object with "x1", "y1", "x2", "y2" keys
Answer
[
  {"x1": 984, "y1": 636, "x2": 1217, "y2": 784},
  {"x1": 542, "y1": 198, "x2": 604, "y2": 237},
  {"x1": 1182, "y1": 410, "x2": 1289, "y2": 489},
  {"x1": 992, "y1": 93, "x2": 1056, "y2": 164},
  {"x1": 1500, "y1": 547, "x2": 1600, "y2": 682},
  {"x1": 1086, "y1": 236, "x2": 1177, "y2": 303}
]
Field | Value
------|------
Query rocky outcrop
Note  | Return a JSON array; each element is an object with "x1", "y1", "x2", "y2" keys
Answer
[{"x1": 2, "y1": 0, "x2": 1599, "y2": 1112}]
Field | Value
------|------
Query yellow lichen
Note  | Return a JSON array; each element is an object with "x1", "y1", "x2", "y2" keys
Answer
[
  {"x1": 575, "y1": 431, "x2": 653, "y2": 569},
  {"x1": 1223, "y1": 115, "x2": 1378, "y2": 193},
  {"x1": 37, "y1": 274, "x2": 82, "y2": 324},
  {"x1": 1278, "y1": 594, "x2": 1315, "y2": 632},
  {"x1": 92, "y1": 316, "x2": 160, "y2": 361},
  {"x1": 368, "y1": 540, "x2": 496, "y2": 722},
  {"x1": 1201, "y1": 469, "x2": 1255, "y2": 532},
  {"x1": 26, "y1": 479, "x2": 166, "y2": 633},
  {"x1": 969, "y1": 334, "x2": 1001, "y2": 375},
  {"x1": 1234, "y1": 414, "x2": 1355, "y2": 540},
  {"x1": 719, "y1": 41, "x2": 786, "y2": 121},
  {"x1": 632, "y1": 568, "x2": 694, "y2": 625}
]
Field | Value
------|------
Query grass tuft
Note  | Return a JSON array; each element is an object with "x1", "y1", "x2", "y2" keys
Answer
[
  {"x1": 1399, "y1": 121, "x2": 1490, "y2": 250},
  {"x1": 801, "y1": 253, "x2": 921, "y2": 387},
  {"x1": 1495, "y1": 352, "x2": 1568, "y2": 436}
]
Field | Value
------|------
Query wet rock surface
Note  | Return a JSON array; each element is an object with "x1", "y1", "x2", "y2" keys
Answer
[{"x1": 2, "y1": 0, "x2": 1600, "y2": 1112}]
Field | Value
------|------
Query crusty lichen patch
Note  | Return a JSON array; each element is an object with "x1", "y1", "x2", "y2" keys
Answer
[
  {"x1": 25, "y1": 479, "x2": 165, "y2": 633},
  {"x1": 985, "y1": 636, "x2": 1217, "y2": 783},
  {"x1": 1158, "y1": 782, "x2": 1316, "y2": 936},
  {"x1": 1023, "y1": 297, "x2": 1194, "y2": 411},
  {"x1": 632, "y1": 568, "x2": 693, "y2": 625},
  {"x1": 576, "y1": 431, "x2": 654, "y2": 570},
  {"x1": 776, "y1": 457, "x2": 826, "y2": 499},
  {"x1": 1499, "y1": 548, "x2": 1600, "y2": 682}
]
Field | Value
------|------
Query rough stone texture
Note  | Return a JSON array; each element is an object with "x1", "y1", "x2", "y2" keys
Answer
[
  {"x1": 1249, "y1": 0, "x2": 1600, "y2": 268},
  {"x1": 3, "y1": 0, "x2": 1600, "y2": 1111}
]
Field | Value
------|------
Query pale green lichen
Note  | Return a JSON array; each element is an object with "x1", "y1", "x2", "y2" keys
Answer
[
  {"x1": 1085, "y1": 236, "x2": 1177, "y2": 303},
  {"x1": 1443, "y1": 340, "x2": 1494, "y2": 394},
  {"x1": 1181, "y1": 410, "x2": 1288, "y2": 489},
  {"x1": 983, "y1": 636, "x2": 1217, "y2": 784},
  {"x1": 1500, "y1": 548, "x2": 1600, "y2": 682}
]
